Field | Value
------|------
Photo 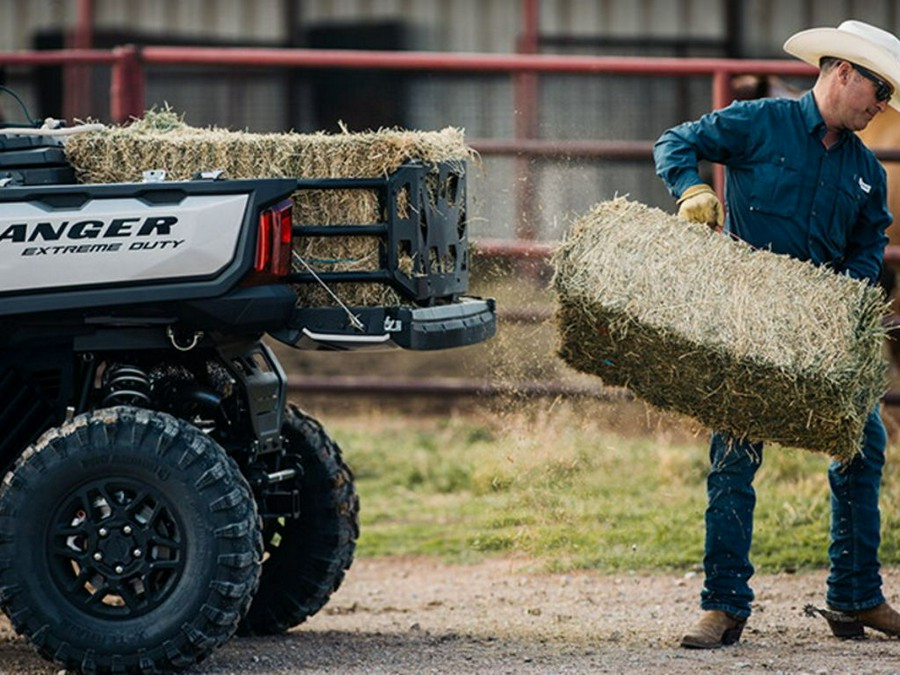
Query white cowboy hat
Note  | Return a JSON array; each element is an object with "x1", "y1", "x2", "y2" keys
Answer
[{"x1": 783, "y1": 19, "x2": 900, "y2": 111}]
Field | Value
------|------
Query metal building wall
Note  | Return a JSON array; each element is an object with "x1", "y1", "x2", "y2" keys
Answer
[
  {"x1": 291, "y1": 1, "x2": 712, "y2": 237},
  {"x1": 738, "y1": 1, "x2": 900, "y2": 57},
  {"x1": 7, "y1": 1, "x2": 897, "y2": 65},
  {"x1": 89, "y1": 0, "x2": 287, "y2": 43},
  {"x1": 0, "y1": 0, "x2": 288, "y2": 51},
  {"x1": 4, "y1": 0, "x2": 900, "y2": 240},
  {"x1": 0, "y1": 1, "x2": 72, "y2": 52}
]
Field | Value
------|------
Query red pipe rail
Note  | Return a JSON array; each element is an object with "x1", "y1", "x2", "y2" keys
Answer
[
  {"x1": 477, "y1": 239, "x2": 900, "y2": 265},
  {"x1": 6, "y1": 45, "x2": 900, "y2": 163},
  {"x1": 0, "y1": 49, "x2": 115, "y2": 66},
  {"x1": 137, "y1": 45, "x2": 815, "y2": 76},
  {"x1": 6, "y1": 48, "x2": 900, "y2": 158},
  {"x1": 1, "y1": 45, "x2": 818, "y2": 117},
  {"x1": 286, "y1": 375, "x2": 625, "y2": 400}
]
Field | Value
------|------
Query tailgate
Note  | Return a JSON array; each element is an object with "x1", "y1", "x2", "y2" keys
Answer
[{"x1": 0, "y1": 177, "x2": 296, "y2": 317}]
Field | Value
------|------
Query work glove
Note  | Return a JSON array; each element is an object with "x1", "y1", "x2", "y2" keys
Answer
[{"x1": 676, "y1": 183, "x2": 724, "y2": 230}]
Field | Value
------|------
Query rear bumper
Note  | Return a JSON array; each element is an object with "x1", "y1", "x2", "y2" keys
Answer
[{"x1": 273, "y1": 297, "x2": 497, "y2": 351}]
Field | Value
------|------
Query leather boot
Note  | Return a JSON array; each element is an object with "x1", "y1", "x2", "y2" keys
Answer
[
  {"x1": 680, "y1": 610, "x2": 747, "y2": 649},
  {"x1": 827, "y1": 602, "x2": 900, "y2": 639}
]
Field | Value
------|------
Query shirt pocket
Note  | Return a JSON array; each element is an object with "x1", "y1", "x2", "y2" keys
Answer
[
  {"x1": 826, "y1": 178, "x2": 867, "y2": 251},
  {"x1": 747, "y1": 156, "x2": 802, "y2": 218}
]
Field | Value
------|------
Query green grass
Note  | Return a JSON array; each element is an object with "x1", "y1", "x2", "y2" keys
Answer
[{"x1": 314, "y1": 398, "x2": 900, "y2": 574}]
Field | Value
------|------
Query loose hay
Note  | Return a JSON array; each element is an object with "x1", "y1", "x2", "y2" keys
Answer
[
  {"x1": 63, "y1": 109, "x2": 474, "y2": 307},
  {"x1": 552, "y1": 197, "x2": 890, "y2": 462}
]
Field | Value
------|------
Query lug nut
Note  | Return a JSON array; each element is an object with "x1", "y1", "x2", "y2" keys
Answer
[
  {"x1": 93, "y1": 552, "x2": 102, "y2": 561},
  {"x1": 123, "y1": 525, "x2": 132, "y2": 535},
  {"x1": 115, "y1": 565, "x2": 124, "y2": 574},
  {"x1": 98, "y1": 527, "x2": 108, "y2": 537},
  {"x1": 133, "y1": 548, "x2": 142, "y2": 558}
]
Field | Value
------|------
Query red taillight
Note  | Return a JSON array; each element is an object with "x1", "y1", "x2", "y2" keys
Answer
[
  {"x1": 272, "y1": 202, "x2": 293, "y2": 276},
  {"x1": 254, "y1": 199, "x2": 293, "y2": 277},
  {"x1": 254, "y1": 211, "x2": 272, "y2": 271}
]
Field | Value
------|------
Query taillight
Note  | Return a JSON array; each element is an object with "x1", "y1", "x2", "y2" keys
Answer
[{"x1": 253, "y1": 199, "x2": 293, "y2": 277}]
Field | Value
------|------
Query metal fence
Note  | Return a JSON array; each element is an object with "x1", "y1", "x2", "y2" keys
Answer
[{"x1": 2, "y1": 44, "x2": 899, "y2": 403}]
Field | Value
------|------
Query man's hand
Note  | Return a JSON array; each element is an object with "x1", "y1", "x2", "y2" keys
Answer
[{"x1": 676, "y1": 183, "x2": 724, "y2": 229}]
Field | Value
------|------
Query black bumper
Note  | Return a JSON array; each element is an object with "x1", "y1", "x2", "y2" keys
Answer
[{"x1": 272, "y1": 297, "x2": 497, "y2": 351}]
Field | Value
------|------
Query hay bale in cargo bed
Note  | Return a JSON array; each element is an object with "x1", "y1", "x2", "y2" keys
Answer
[
  {"x1": 63, "y1": 110, "x2": 474, "y2": 307},
  {"x1": 552, "y1": 197, "x2": 890, "y2": 462}
]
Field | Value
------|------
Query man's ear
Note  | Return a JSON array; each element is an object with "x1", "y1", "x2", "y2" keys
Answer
[{"x1": 837, "y1": 60, "x2": 853, "y2": 84}]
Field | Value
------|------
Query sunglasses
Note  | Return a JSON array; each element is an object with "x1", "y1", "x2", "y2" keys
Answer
[{"x1": 852, "y1": 63, "x2": 894, "y2": 102}]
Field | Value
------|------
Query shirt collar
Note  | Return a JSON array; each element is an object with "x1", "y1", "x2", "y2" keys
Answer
[{"x1": 801, "y1": 90, "x2": 850, "y2": 145}]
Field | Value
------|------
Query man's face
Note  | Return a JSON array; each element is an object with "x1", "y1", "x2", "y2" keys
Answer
[{"x1": 841, "y1": 62, "x2": 891, "y2": 131}]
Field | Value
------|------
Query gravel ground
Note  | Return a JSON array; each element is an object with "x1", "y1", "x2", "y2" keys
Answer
[{"x1": 3, "y1": 557, "x2": 900, "y2": 674}]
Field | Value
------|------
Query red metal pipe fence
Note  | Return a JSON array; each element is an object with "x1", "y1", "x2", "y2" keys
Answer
[
  {"x1": 2, "y1": 45, "x2": 900, "y2": 404},
  {"x1": 8, "y1": 45, "x2": 900, "y2": 161},
  {"x1": 3, "y1": 44, "x2": 900, "y2": 256},
  {"x1": 5, "y1": 46, "x2": 819, "y2": 115},
  {"x1": 6, "y1": 46, "x2": 900, "y2": 158}
]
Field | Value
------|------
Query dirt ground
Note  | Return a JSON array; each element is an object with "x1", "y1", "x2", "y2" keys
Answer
[{"x1": 4, "y1": 557, "x2": 900, "y2": 674}]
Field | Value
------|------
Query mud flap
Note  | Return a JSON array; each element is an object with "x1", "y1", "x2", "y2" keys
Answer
[{"x1": 218, "y1": 340, "x2": 286, "y2": 455}]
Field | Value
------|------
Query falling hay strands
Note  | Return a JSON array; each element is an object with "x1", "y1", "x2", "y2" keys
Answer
[
  {"x1": 551, "y1": 197, "x2": 890, "y2": 462},
  {"x1": 63, "y1": 109, "x2": 475, "y2": 307}
]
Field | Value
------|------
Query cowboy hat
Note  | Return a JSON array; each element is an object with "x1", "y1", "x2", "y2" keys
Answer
[{"x1": 783, "y1": 19, "x2": 900, "y2": 110}]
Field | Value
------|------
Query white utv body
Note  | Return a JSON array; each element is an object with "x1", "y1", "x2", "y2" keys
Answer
[{"x1": 0, "y1": 126, "x2": 495, "y2": 674}]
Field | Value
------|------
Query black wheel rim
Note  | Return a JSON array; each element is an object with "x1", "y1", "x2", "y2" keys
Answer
[{"x1": 47, "y1": 478, "x2": 185, "y2": 619}]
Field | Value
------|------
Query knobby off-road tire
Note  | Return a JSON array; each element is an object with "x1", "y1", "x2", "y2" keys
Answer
[
  {"x1": 239, "y1": 405, "x2": 359, "y2": 635},
  {"x1": 0, "y1": 407, "x2": 262, "y2": 674}
]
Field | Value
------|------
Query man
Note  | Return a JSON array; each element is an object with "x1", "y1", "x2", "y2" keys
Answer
[{"x1": 653, "y1": 20, "x2": 900, "y2": 648}]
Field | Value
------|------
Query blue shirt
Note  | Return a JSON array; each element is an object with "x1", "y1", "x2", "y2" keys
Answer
[{"x1": 653, "y1": 91, "x2": 891, "y2": 284}]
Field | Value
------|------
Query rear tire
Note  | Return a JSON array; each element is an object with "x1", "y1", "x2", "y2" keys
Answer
[
  {"x1": 239, "y1": 405, "x2": 359, "y2": 635},
  {"x1": 0, "y1": 407, "x2": 262, "y2": 674}
]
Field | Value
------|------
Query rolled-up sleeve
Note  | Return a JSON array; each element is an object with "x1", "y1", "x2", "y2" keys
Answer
[{"x1": 653, "y1": 102, "x2": 756, "y2": 199}]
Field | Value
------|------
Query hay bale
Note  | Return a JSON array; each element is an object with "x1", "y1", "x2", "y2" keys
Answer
[
  {"x1": 63, "y1": 110, "x2": 474, "y2": 307},
  {"x1": 552, "y1": 197, "x2": 890, "y2": 461}
]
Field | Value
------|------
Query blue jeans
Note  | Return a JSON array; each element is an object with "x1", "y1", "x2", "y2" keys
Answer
[{"x1": 700, "y1": 408, "x2": 887, "y2": 619}]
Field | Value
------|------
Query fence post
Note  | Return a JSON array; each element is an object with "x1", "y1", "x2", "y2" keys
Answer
[
  {"x1": 514, "y1": 0, "x2": 541, "y2": 277},
  {"x1": 110, "y1": 45, "x2": 144, "y2": 123},
  {"x1": 710, "y1": 67, "x2": 733, "y2": 198}
]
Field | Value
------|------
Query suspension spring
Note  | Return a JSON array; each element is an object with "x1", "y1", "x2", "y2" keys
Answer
[{"x1": 102, "y1": 364, "x2": 152, "y2": 407}]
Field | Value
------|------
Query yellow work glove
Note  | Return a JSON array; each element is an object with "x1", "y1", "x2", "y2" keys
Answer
[{"x1": 676, "y1": 183, "x2": 724, "y2": 229}]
